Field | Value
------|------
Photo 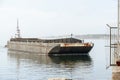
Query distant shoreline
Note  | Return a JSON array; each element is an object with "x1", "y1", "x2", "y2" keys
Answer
[
  {"x1": 40, "y1": 34, "x2": 113, "y2": 39},
  {"x1": 75, "y1": 34, "x2": 115, "y2": 39}
]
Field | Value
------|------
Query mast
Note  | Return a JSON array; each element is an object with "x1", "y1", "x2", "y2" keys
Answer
[{"x1": 16, "y1": 19, "x2": 21, "y2": 38}]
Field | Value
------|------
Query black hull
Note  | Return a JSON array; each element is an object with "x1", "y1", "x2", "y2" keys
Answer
[{"x1": 49, "y1": 46, "x2": 93, "y2": 55}]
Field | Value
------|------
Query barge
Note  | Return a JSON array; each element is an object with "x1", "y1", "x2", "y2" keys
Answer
[
  {"x1": 7, "y1": 37, "x2": 94, "y2": 55},
  {"x1": 7, "y1": 21, "x2": 94, "y2": 55}
]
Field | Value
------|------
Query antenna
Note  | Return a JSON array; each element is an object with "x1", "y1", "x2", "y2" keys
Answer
[{"x1": 16, "y1": 19, "x2": 21, "y2": 38}]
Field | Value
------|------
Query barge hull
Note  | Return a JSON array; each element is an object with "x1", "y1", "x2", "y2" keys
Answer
[
  {"x1": 7, "y1": 38, "x2": 94, "y2": 55},
  {"x1": 49, "y1": 46, "x2": 93, "y2": 55},
  {"x1": 60, "y1": 46, "x2": 93, "y2": 53}
]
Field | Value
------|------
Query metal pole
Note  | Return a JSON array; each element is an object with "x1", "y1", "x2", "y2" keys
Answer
[
  {"x1": 106, "y1": 24, "x2": 112, "y2": 65},
  {"x1": 110, "y1": 27, "x2": 112, "y2": 65},
  {"x1": 117, "y1": 0, "x2": 120, "y2": 58},
  {"x1": 118, "y1": 0, "x2": 120, "y2": 43}
]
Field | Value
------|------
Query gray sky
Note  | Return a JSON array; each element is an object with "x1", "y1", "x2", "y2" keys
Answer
[{"x1": 0, "y1": 0, "x2": 117, "y2": 45}]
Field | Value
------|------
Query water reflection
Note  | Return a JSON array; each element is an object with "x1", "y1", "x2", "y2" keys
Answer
[
  {"x1": 8, "y1": 50, "x2": 92, "y2": 66},
  {"x1": 49, "y1": 55, "x2": 92, "y2": 64},
  {"x1": 7, "y1": 50, "x2": 93, "y2": 80}
]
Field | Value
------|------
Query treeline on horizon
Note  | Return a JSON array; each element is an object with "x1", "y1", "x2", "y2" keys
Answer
[{"x1": 75, "y1": 34, "x2": 116, "y2": 39}]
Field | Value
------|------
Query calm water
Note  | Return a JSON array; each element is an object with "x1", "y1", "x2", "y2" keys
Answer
[{"x1": 0, "y1": 39, "x2": 113, "y2": 80}]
